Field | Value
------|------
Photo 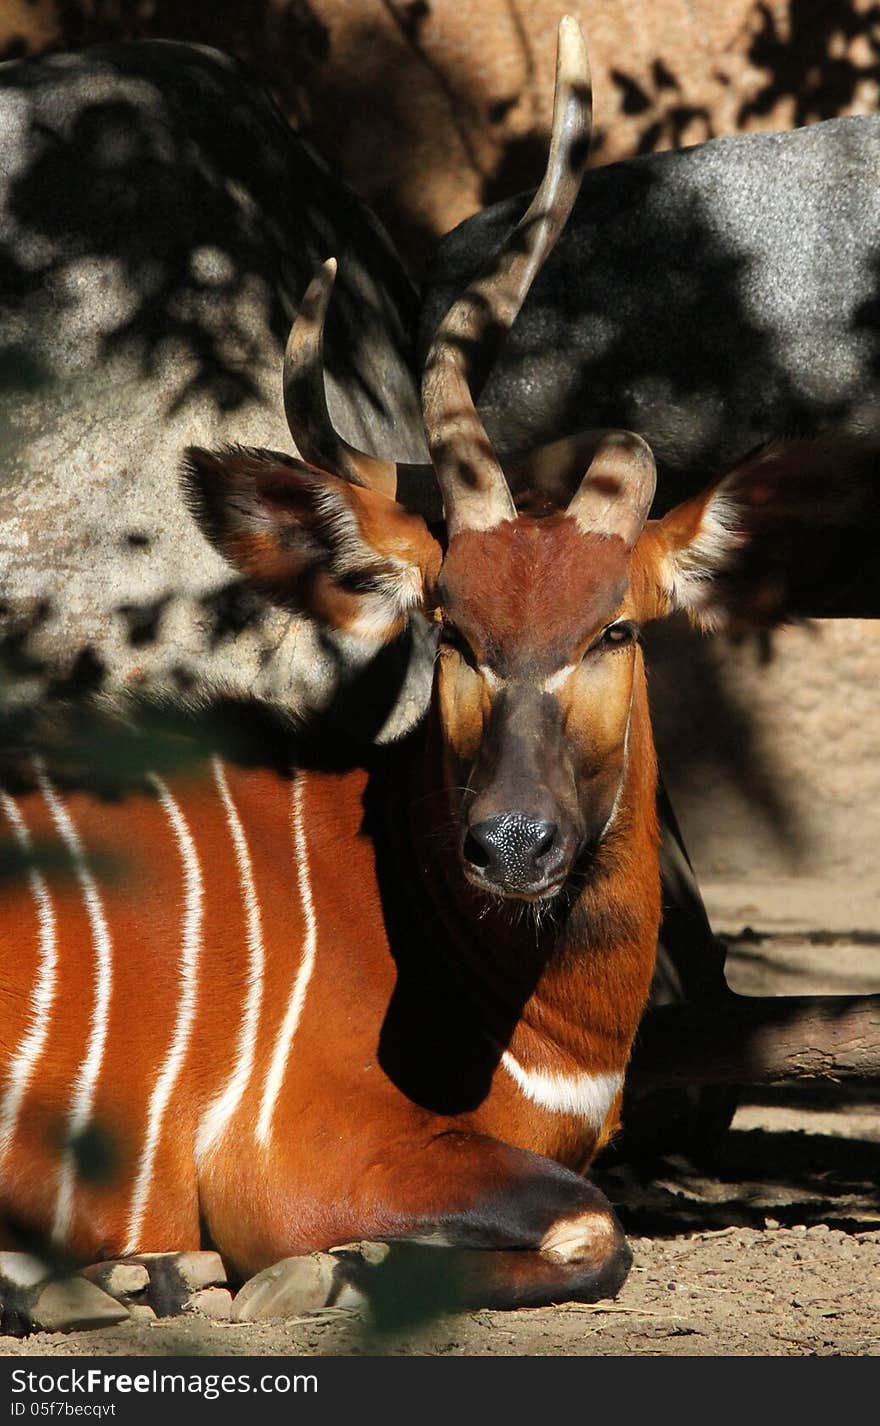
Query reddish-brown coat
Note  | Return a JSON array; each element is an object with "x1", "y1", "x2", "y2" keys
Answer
[
  {"x1": 440, "y1": 520, "x2": 629, "y2": 670},
  {"x1": 0, "y1": 730, "x2": 658, "y2": 1277}
]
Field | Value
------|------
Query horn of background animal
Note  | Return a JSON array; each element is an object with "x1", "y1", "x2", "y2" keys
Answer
[
  {"x1": 565, "y1": 431, "x2": 657, "y2": 547},
  {"x1": 420, "y1": 15, "x2": 593, "y2": 537},
  {"x1": 282, "y1": 259, "x2": 399, "y2": 498},
  {"x1": 283, "y1": 259, "x2": 448, "y2": 520}
]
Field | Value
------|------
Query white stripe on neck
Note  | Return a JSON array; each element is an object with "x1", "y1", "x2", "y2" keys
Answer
[{"x1": 501, "y1": 1052, "x2": 622, "y2": 1130}]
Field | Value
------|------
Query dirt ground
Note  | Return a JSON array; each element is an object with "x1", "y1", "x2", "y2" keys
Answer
[{"x1": 2, "y1": 918, "x2": 878, "y2": 1360}]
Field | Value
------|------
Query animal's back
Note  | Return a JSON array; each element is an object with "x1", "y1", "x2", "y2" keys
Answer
[{"x1": 421, "y1": 114, "x2": 880, "y2": 495}]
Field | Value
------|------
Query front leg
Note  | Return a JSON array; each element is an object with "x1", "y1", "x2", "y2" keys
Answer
[{"x1": 348, "y1": 1128, "x2": 631, "y2": 1313}]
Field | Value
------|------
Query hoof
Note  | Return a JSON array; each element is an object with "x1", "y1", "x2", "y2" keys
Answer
[
  {"x1": 232, "y1": 1251, "x2": 367, "y2": 1322},
  {"x1": 0, "y1": 1254, "x2": 128, "y2": 1336},
  {"x1": 0, "y1": 1249, "x2": 234, "y2": 1334},
  {"x1": 123, "y1": 1251, "x2": 227, "y2": 1315}
]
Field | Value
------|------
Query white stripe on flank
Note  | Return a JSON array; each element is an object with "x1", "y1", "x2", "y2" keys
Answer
[
  {"x1": 501, "y1": 1053, "x2": 623, "y2": 1130},
  {"x1": 195, "y1": 758, "x2": 265, "y2": 1162},
  {"x1": 34, "y1": 761, "x2": 114, "y2": 1246},
  {"x1": 256, "y1": 775, "x2": 317, "y2": 1147},
  {"x1": 123, "y1": 775, "x2": 202, "y2": 1254},
  {"x1": 0, "y1": 790, "x2": 58, "y2": 1169}
]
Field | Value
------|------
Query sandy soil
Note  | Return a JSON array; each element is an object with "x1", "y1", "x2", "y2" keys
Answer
[{"x1": 2, "y1": 926, "x2": 878, "y2": 1359}]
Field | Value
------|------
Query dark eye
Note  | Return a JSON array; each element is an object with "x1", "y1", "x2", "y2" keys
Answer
[
  {"x1": 593, "y1": 620, "x2": 639, "y2": 653},
  {"x1": 439, "y1": 620, "x2": 475, "y2": 657},
  {"x1": 439, "y1": 620, "x2": 466, "y2": 650},
  {"x1": 439, "y1": 620, "x2": 481, "y2": 670}
]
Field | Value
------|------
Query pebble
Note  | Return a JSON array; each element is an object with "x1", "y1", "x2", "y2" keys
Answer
[
  {"x1": 130, "y1": 1251, "x2": 226, "y2": 1292},
  {"x1": 329, "y1": 1240, "x2": 390, "y2": 1267},
  {"x1": 124, "y1": 1251, "x2": 227, "y2": 1315},
  {"x1": 185, "y1": 1288, "x2": 234, "y2": 1320}
]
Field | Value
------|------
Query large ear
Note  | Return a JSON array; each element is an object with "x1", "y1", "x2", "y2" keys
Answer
[
  {"x1": 640, "y1": 435, "x2": 879, "y2": 629},
  {"x1": 182, "y1": 446, "x2": 443, "y2": 641}
]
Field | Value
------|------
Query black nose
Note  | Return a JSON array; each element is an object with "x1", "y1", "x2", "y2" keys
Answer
[{"x1": 464, "y1": 813, "x2": 559, "y2": 888}]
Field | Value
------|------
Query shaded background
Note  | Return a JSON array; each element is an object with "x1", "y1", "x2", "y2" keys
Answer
[
  {"x1": 0, "y1": 0, "x2": 878, "y2": 952},
  {"x1": 2, "y1": 1, "x2": 880, "y2": 277}
]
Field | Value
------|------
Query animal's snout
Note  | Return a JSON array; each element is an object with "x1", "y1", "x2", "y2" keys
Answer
[{"x1": 463, "y1": 813, "x2": 561, "y2": 894}]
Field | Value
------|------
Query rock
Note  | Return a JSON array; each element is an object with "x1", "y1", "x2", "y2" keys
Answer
[
  {"x1": 81, "y1": 1263, "x2": 150, "y2": 1300},
  {"x1": 168, "y1": 1252, "x2": 227, "y2": 1291},
  {"x1": 327, "y1": 1240, "x2": 387, "y2": 1307},
  {"x1": 30, "y1": 1278, "x2": 129, "y2": 1333},
  {"x1": 128, "y1": 1305, "x2": 157, "y2": 1324},
  {"x1": 185, "y1": 1288, "x2": 233, "y2": 1320},
  {"x1": 232, "y1": 1253, "x2": 361, "y2": 1321}
]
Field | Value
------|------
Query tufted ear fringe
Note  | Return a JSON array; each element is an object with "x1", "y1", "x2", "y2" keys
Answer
[
  {"x1": 646, "y1": 434, "x2": 880, "y2": 630},
  {"x1": 182, "y1": 445, "x2": 442, "y2": 641}
]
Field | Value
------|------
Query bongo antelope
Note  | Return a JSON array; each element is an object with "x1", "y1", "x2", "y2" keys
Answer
[{"x1": 0, "y1": 19, "x2": 810, "y2": 1309}]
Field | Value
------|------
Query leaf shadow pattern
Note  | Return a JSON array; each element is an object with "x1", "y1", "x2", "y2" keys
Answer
[
  {"x1": 0, "y1": 38, "x2": 422, "y2": 444},
  {"x1": 608, "y1": 58, "x2": 714, "y2": 157},
  {"x1": 741, "y1": 0, "x2": 880, "y2": 127},
  {"x1": 4, "y1": 2, "x2": 880, "y2": 273}
]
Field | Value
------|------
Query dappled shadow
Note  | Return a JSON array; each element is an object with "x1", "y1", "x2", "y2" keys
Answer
[
  {"x1": 741, "y1": 0, "x2": 880, "y2": 128},
  {"x1": 0, "y1": 38, "x2": 436, "y2": 755},
  {"x1": 647, "y1": 619, "x2": 814, "y2": 871},
  {"x1": 0, "y1": 0, "x2": 553, "y2": 270},
  {"x1": 600, "y1": 1113, "x2": 880, "y2": 1235},
  {"x1": 0, "y1": 39, "x2": 422, "y2": 443},
  {"x1": 421, "y1": 124, "x2": 880, "y2": 520},
  {"x1": 595, "y1": 3, "x2": 880, "y2": 161},
  {"x1": 4, "y1": 3, "x2": 880, "y2": 274},
  {"x1": 607, "y1": 58, "x2": 714, "y2": 158}
]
